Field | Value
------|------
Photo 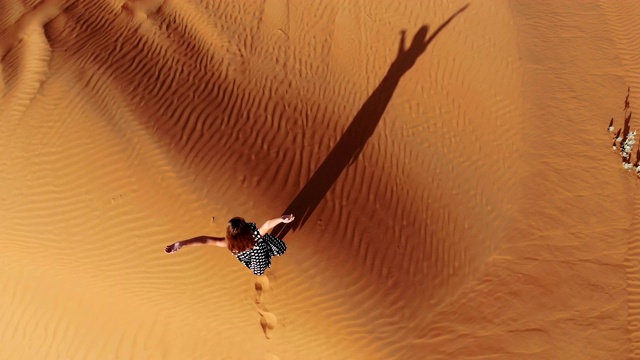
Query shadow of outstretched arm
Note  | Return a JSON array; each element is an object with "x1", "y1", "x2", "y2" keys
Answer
[{"x1": 273, "y1": 5, "x2": 469, "y2": 239}]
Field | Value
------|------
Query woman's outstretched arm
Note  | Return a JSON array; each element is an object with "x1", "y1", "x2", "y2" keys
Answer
[
  {"x1": 165, "y1": 236, "x2": 226, "y2": 254},
  {"x1": 258, "y1": 214, "x2": 295, "y2": 235}
]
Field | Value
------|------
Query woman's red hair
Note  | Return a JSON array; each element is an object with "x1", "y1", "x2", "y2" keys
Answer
[{"x1": 226, "y1": 217, "x2": 256, "y2": 254}]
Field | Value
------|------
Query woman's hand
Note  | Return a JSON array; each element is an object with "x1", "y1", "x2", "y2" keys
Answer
[
  {"x1": 164, "y1": 242, "x2": 183, "y2": 254},
  {"x1": 281, "y1": 214, "x2": 295, "y2": 223}
]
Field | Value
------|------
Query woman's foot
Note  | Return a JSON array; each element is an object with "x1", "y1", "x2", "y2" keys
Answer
[{"x1": 164, "y1": 242, "x2": 183, "y2": 254}]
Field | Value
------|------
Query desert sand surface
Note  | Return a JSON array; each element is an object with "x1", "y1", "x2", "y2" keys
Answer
[{"x1": 1, "y1": 0, "x2": 639, "y2": 359}]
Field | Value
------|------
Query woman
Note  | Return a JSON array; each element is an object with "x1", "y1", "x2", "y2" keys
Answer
[{"x1": 164, "y1": 214, "x2": 294, "y2": 275}]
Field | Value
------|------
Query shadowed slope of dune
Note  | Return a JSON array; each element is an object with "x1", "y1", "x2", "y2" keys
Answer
[{"x1": 58, "y1": 2, "x2": 480, "y2": 352}]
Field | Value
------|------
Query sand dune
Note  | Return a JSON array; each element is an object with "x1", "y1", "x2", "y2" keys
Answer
[{"x1": 1, "y1": 0, "x2": 638, "y2": 358}]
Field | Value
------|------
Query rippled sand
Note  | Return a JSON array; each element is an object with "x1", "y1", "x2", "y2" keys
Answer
[{"x1": 1, "y1": 0, "x2": 638, "y2": 359}]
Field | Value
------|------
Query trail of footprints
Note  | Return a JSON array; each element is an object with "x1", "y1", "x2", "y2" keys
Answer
[{"x1": 254, "y1": 275, "x2": 278, "y2": 339}]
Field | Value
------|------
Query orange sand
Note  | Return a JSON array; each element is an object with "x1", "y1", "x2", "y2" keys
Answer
[{"x1": 1, "y1": 0, "x2": 638, "y2": 359}]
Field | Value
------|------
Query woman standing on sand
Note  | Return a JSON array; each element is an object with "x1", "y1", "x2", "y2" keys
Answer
[{"x1": 164, "y1": 215, "x2": 294, "y2": 276}]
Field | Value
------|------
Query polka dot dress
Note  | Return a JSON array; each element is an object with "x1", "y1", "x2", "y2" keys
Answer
[{"x1": 235, "y1": 222, "x2": 287, "y2": 276}]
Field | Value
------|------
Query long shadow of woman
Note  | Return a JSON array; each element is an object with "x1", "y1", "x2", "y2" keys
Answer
[{"x1": 272, "y1": 5, "x2": 469, "y2": 239}]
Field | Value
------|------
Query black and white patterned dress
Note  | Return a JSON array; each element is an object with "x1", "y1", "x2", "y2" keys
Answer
[{"x1": 235, "y1": 222, "x2": 287, "y2": 276}]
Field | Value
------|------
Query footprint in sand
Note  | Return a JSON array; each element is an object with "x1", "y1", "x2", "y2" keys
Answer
[
  {"x1": 257, "y1": 306, "x2": 278, "y2": 339},
  {"x1": 255, "y1": 275, "x2": 270, "y2": 304},
  {"x1": 254, "y1": 275, "x2": 278, "y2": 338}
]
